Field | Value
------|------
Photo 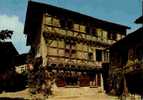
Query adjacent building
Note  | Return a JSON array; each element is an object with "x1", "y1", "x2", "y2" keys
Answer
[
  {"x1": 15, "y1": 53, "x2": 29, "y2": 74},
  {"x1": 109, "y1": 15, "x2": 143, "y2": 95},
  {"x1": 0, "y1": 42, "x2": 18, "y2": 72},
  {"x1": 0, "y1": 42, "x2": 19, "y2": 92},
  {"x1": 24, "y1": 1, "x2": 129, "y2": 89}
]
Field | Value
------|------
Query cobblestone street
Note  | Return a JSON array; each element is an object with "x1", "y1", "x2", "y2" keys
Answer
[{"x1": 0, "y1": 87, "x2": 141, "y2": 100}]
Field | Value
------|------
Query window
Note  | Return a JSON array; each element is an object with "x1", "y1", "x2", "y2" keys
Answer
[
  {"x1": 45, "y1": 16, "x2": 52, "y2": 25},
  {"x1": 96, "y1": 28, "x2": 102, "y2": 38},
  {"x1": 74, "y1": 24, "x2": 79, "y2": 31},
  {"x1": 86, "y1": 26, "x2": 97, "y2": 36},
  {"x1": 112, "y1": 34, "x2": 116, "y2": 40},
  {"x1": 96, "y1": 49, "x2": 102, "y2": 61},
  {"x1": 91, "y1": 28, "x2": 97, "y2": 36},
  {"x1": 88, "y1": 52, "x2": 93, "y2": 60},
  {"x1": 108, "y1": 32, "x2": 116, "y2": 40},
  {"x1": 79, "y1": 25, "x2": 85, "y2": 33},
  {"x1": 103, "y1": 50, "x2": 109, "y2": 62},
  {"x1": 136, "y1": 47, "x2": 143, "y2": 61},
  {"x1": 53, "y1": 18, "x2": 60, "y2": 27},
  {"x1": 117, "y1": 34, "x2": 122, "y2": 40},
  {"x1": 65, "y1": 39, "x2": 75, "y2": 45},
  {"x1": 60, "y1": 19, "x2": 66, "y2": 28},
  {"x1": 60, "y1": 19, "x2": 73, "y2": 29},
  {"x1": 73, "y1": 24, "x2": 85, "y2": 32},
  {"x1": 102, "y1": 30, "x2": 107, "y2": 41},
  {"x1": 65, "y1": 48, "x2": 76, "y2": 58},
  {"x1": 64, "y1": 40, "x2": 76, "y2": 58},
  {"x1": 65, "y1": 49, "x2": 70, "y2": 57},
  {"x1": 86, "y1": 26, "x2": 90, "y2": 33},
  {"x1": 67, "y1": 20, "x2": 73, "y2": 29}
]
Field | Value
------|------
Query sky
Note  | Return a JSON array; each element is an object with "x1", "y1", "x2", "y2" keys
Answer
[{"x1": 0, "y1": 0, "x2": 142, "y2": 54}]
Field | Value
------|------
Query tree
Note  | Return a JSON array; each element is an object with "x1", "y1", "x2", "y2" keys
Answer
[{"x1": 0, "y1": 29, "x2": 13, "y2": 41}]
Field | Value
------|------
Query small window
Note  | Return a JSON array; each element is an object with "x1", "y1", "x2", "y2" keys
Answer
[
  {"x1": 91, "y1": 28, "x2": 97, "y2": 36},
  {"x1": 67, "y1": 20, "x2": 73, "y2": 29},
  {"x1": 107, "y1": 33, "x2": 111, "y2": 39},
  {"x1": 71, "y1": 50, "x2": 76, "y2": 54},
  {"x1": 53, "y1": 18, "x2": 60, "y2": 27},
  {"x1": 65, "y1": 49, "x2": 70, "y2": 57},
  {"x1": 96, "y1": 49, "x2": 102, "y2": 61},
  {"x1": 103, "y1": 50, "x2": 109, "y2": 62},
  {"x1": 45, "y1": 16, "x2": 52, "y2": 25},
  {"x1": 60, "y1": 19, "x2": 66, "y2": 28},
  {"x1": 65, "y1": 44, "x2": 70, "y2": 49},
  {"x1": 136, "y1": 47, "x2": 143, "y2": 60},
  {"x1": 79, "y1": 25, "x2": 85, "y2": 33},
  {"x1": 86, "y1": 27, "x2": 97, "y2": 36},
  {"x1": 86, "y1": 26, "x2": 90, "y2": 33},
  {"x1": 65, "y1": 40, "x2": 76, "y2": 58},
  {"x1": 108, "y1": 33, "x2": 116, "y2": 40},
  {"x1": 60, "y1": 19, "x2": 73, "y2": 29},
  {"x1": 65, "y1": 39, "x2": 70, "y2": 44},
  {"x1": 65, "y1": 49, "x2": 70, "y2": 53},
  {"x1": 65, "y1": 39, "x2": 75, "y2": 45},
  {"x1": 88, "y1": 52, "x2": 93, "y2": 60},
  {"x1": 112, "y1": 34, "x2": 116, "y2": 40},
  {"x1": 74, "y1": 24, "x2": 80, "y2": 31}
]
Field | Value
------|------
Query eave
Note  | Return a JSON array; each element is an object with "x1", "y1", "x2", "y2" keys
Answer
[{"x1": 135, "y1": 16, "x2": 143, "y2": 24}]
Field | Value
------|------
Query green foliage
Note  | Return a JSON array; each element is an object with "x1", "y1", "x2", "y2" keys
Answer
[
  {"x1": 0, "y1": 29, "x2": 13, "y2": 41},
  {"x1": 28, "y1": 57, "x2": 53, "y2": 97}
]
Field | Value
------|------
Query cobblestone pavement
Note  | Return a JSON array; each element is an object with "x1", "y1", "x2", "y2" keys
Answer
[{"x1": 0, "y1": 87, "x2": 141, "y2": 100}]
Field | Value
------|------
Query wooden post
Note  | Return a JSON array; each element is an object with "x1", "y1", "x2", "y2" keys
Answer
[
  {"x1": 123, "y1": 76, "x2": 128, "y2": 96},
  {"x1": 100, "y1": 73, "x2": 104, "y2": 91},
  {"x1": 98, "y1": 73, "x2": 104, "y2": 93},
  {"x1": 96, "y1": 74, "x2": 98, "y2": 87}
]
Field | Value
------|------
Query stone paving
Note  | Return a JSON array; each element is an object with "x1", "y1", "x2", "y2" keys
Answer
[{"x1": 0, "y1": 87, "x2": 141, "y2": 100}]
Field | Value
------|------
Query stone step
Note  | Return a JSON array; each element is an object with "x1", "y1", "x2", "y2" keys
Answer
[{"x1": 52, "y1": 87, "x2": 104, "y2": 97}]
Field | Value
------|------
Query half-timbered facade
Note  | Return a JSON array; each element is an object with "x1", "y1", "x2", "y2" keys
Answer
[
  {"x1": 109, "y1": 15, "x2": 143, "y2": 95},
  {"x1": 24, "y1": 1, "x2": 129, "y2": 89}
]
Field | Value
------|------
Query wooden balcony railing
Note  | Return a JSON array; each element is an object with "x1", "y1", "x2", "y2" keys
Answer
[{"x1": 124, "y1": 59, "x2": 143, "y2": 74}]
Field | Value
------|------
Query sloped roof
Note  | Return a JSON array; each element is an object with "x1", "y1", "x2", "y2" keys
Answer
[
  {"x1": 24, "y1": 1, "x2": 129, "y2": 34},
  {"x1": 135, "y1": 16, "x2": 143, "y2": 24},
  {"x1": 24, "y1": 1, "x2": 130, "y2": 45},
  {"x1": 110, "y1": 27, "x2": 143, "y2": 51},
  {"x1": 0, "y1": 42, "x2": 18, "y2": 56},
  {"x1": 0, "y1": 42, "x2": 19, "y2": 70},
  {"x1": 15, "y1": 53, "x2": 29, "y2": 66}
]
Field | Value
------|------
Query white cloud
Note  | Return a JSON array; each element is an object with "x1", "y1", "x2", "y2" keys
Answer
[{"x1": 0, "y1": 15, "x2": 30, "y2": 54}]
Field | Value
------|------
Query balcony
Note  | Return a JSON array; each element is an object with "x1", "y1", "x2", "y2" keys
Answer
[
  {"x1": 43, "y1": 25, "x2": 114, "y2": 46},
  {"x1": 124, "y1": 59, "x2": 143, "y2": 74}
]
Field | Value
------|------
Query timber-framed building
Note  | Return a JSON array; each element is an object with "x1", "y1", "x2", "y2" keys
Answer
[
  {"x1": 24, "y1": 1, "x2": 129, "y2": 89},
  {"x1": 109, "y1": 14, "x2": 143, "y2": 95}
]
